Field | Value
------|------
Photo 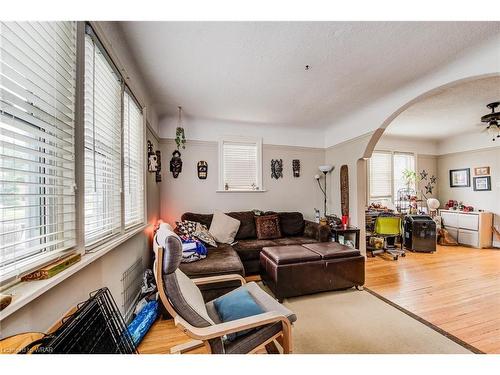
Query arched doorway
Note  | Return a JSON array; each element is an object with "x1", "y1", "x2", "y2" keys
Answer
[{"x1": 355, "y1": 73, "x2": 500, "y2": 254}]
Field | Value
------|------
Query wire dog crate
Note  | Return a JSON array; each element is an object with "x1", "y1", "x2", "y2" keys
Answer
[{"x1": 32, "y1": 288, "x2": 137, "y2": 354}]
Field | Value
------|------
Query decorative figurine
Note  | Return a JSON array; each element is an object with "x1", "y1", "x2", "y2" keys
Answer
[
  {"x1": 169, "y1": 150, "x2": 182, "y2": 178},
  {"x1": 155, "y1": 150, "x2": 162, "y2": 182},
  {"x1": 147, "y1": 141, "x2": 158, "y2": 172},
  {"x1": 197, "y1": 161, "x2": 208, "y2": 179},
  {"x1": 271, "y1": 159, "x2": 283, "y2": 179},
  {"x1": 292, "y1": 159, "x2": 300, "y2": 177}
]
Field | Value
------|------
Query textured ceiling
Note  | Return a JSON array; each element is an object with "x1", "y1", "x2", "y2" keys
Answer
[
  {"x1": 385, "y1": 76, "x2": 500, "y2": 140},
  {"x1": 118, "y1": 21, "x2": 500, "y2": 127}
]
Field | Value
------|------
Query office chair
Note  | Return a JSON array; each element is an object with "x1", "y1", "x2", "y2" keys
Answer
[{"x1": 373, "y1": 215, "x2": 405, "y2": 260}]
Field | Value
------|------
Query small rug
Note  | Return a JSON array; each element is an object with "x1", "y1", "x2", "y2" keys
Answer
[{"x1": 272, "y1": 288, "x2": 473, "y2": 354}]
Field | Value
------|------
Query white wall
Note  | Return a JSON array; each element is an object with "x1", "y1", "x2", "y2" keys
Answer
[
  {"x1": 159, "y1": 115, "x2": 326, "y2": 149},
  {"x1": 375, "y1": 135, "x2": 439, "y2": 156},
  {"x1": 159, "y1": 139, "x2": 325, "y2": 225}
]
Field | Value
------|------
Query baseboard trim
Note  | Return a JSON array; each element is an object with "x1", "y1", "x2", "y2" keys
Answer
[{"x1": 364, "y1": 287, "x2": 484, "y2": 354}]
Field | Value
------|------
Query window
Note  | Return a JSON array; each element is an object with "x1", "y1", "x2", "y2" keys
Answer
[
  {"x1": 368, "y1": 151, "x2": 415, "y2": 206},
  {"x1": 218, "y1": 137, "x2": 262, "y2": 191},
  {"x1": 0, "y1": 22, "x2": 77, "y2": 281},
  {"x1": 123, "y1": 90, "x2": 144, "y2": 227},
  {"x1": 83, "y1": 29, "x2": 122, "y2": 245}
]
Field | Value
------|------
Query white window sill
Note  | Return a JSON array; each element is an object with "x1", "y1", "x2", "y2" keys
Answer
[
  {"x1": 216, "y1": 189, "x2": 267, "y2": 193},
  {"x1": 0, "y1": 224, "x2": 149, "y2": 322}
]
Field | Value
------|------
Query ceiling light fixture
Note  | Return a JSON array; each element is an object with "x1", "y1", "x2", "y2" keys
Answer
[{"x1": 481, "y1": 102, "x2": 500, "y2": 141}]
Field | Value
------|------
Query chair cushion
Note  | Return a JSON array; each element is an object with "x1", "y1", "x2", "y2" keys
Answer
[
  {"x1": 233, "y1": 239, "x2": 277, "y2": 261},
  {"x1": 214, "y1": 288, "x2": 264, "y2": 341},
  {"x1": 209, "y1": 210, "x2": 241, "y2": 244},
  {"x1": 180, "y1": 244, "x2": 244, "y2": 278},
  {"x1": 206, "y1": 282, "x2": 296, "y2": 353},
  {"x1": 255, "y1": 214, "x2": 282, "y2": 240}
]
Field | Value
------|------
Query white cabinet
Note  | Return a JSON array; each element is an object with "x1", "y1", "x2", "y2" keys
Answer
[{"x1": 439, "y1": 210, "x2": 493, "y2": 248}]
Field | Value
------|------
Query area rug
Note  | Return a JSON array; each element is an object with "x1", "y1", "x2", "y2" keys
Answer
[{"x1": 276, "y1": 288, "x2": 474, "y2": 354}]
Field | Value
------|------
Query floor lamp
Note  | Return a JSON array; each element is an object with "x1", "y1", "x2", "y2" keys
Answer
[{"x1": 315, "y1": 165, "x2": 334, "y2": 218}]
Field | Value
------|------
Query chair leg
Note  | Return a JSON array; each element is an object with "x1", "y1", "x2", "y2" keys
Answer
[
  {"x1": 280, "y1": 322, "x2": 292, "y2": 354},
  {"x1": 170, "y1": 340, "x2": 205, "y2": 354}
]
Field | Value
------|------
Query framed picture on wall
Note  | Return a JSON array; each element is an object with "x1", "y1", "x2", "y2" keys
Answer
[
  {"x1": 449, "y1": 168, "x2": 470, "y2": 188},
  {"x1": 474, "y1": 166, "x2": 490, "y2": 176},
  {"x1": 473, "y1": 176, "x2": 491, "y2": 191}
]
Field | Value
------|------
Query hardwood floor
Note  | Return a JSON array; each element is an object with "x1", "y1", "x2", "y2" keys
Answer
[
  {"x1": 365, "y1": 245, "x2": 500, "y2": 354},
  {"x1": 139, "y1": 245, "x2": 500, "y2": 354}
]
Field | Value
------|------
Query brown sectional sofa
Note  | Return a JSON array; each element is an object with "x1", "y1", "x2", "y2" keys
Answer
[{"x1": 179, "y1": 211, "x2": 330, "y2": 300}]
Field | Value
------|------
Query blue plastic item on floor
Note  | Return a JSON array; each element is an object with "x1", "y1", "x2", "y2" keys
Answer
[{"x1": 127, "y1": 300, "x2": 159, "y2": 346}]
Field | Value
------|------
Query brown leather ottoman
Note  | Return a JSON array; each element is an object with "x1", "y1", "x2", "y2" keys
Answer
[{"x1": 260, "y1": 242, "x2": 365, "y2": 301}]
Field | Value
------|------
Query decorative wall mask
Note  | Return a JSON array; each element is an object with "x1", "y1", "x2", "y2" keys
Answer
[
  {"x1": 175, "y1": 106, "x2": 186, "y2": 149},
  {"x1": 292, "y1": 159, "x2": 300, "y2": 177},
  {"x1": 271, "y1": 159, "x2": 283, "y2": 179},
  {"x1": 169, "y1": 150, "x2": 183, "y2": 178},
  {"x1": 197, "y1": 161, "x2": 208, "y2": 179},
  {"x1": 147, "y1": 141, "x2": 158, "y2": 172},
  {"x1": 155, "y1": 150, "x2": 162, "y2": 182}
]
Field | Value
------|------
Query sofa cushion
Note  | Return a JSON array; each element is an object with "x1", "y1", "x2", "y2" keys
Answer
[
  {"x1": 179, "y1": 244, "x2": 244, "y2": 278},
  {"x1": 233, "y1": 239, "x2": 277, "y2": 261},
  {"x1": 209, "y1": 210, "x2": 241, "y2": 244},
  {"x1": 288, "y1": 236, "x2": 319, "y2": 245},
  {"x1": 181, "y1": 212, "x2": 213, "y2": 229},
  {"x1": 227, "y1": 211, "x2": 257, "y2": 240},
  {"x1": 278, "y1": 212, "x2": 305, "y2": 236},
  {"x1": 255, "y1": 214, "x2": 282, "y2": 240}
]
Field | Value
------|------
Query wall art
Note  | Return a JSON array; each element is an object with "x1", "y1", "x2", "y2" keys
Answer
[
  {"x1": 271, "y1": 159, "x2": 283, "y2": 179},
  {"x1": 473, "y1": 176, "x2": 491, "y2": 191},
  {"x1": 197, "y1": 161, "x2": 208, "y2": 179},
  {"x1": 169, "y1": 150, "x2": 183, "y2": 178},
  {"x1": 155, "y1": 150, "x2": 162, "y2": 182},
  {"x1": 449, "y1": 168, "x2": 470, "y2": 188},
  {"x1": 147, "y1": 141, "x2": 158, "y2": 172},
  {"x1": 474, "y1": 166, "x2": 490, "y2": 176},
  {"x1": 292, "y1": 159, "x2": 300, "y2": 177}
]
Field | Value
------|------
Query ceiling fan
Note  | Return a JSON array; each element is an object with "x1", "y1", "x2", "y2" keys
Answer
[{"x1": 481, "y1": 101, "x2": 500, "y2": 141}]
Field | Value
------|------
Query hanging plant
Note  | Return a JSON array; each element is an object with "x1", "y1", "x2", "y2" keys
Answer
[{"x1": 175, "y1": 106, "x2": 186, "y2": 149}]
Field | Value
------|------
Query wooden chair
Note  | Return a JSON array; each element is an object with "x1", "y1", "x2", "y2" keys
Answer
[{"x1": 153, "y1": 225, "x2": 295, "y2": 354}]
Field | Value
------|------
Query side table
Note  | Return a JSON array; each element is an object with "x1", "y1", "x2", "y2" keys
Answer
[{"x1": 330, "y1": 226, "x2": 360, "y2": 250}]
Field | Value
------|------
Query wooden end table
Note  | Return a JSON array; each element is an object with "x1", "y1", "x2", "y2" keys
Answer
[{"x1": 330, "y1": 226, "x2": 360, "y2": 250}]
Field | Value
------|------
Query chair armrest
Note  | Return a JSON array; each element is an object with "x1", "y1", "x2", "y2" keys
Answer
[
  {"x1": 175, "y1": 311, "x2": 290, "y2": 340},
  {"x1": 304, "y1": 220, "x2": 330, "y2": 242},
  {"x1": 192, "y1": 274, "x2": 246, "y2": 286}
]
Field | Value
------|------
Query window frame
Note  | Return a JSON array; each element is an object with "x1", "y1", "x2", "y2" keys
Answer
[
  {"x1": 218, "y1": 136, "x2": 263, "y2": 192},
  {"x1": 0, "y1": 21, "x2": 148, "y2": 286},
  {"x1": 367, "y1": 150, "x2": 416, "y2": 205}
]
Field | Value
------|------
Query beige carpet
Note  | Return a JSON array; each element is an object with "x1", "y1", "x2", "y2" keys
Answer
[{"x1": 276, "y1": 289, "x2": 472, "y2": 354}]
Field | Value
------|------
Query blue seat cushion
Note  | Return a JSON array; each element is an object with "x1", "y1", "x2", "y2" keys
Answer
[{"x1": 213, "y1": 288, "x2": 264, "y2": 341}]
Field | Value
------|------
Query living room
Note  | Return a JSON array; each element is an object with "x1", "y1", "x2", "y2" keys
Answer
[{"x1": 1, "y1": 1, "x2": 500, "y2": 372}]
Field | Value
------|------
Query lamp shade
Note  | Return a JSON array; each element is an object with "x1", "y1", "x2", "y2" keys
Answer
[
  {"x1": 427, "y1": 198, "x2": 440, "y2": 210},
  {"x1": 318, "y1": 165, "x2": 333, "y2": 173}
]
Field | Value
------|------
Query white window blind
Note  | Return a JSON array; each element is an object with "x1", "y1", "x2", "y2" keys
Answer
[
  {"x1": 0, "y1": 21, "x2": 77, "y2": 281},
  {"x1": 369, "y1": 152, "x2": 392, "y2": 200},
  {"x1": 84, "y1": 31, "x2": 122, "y2": 246},
  {"x1": 123, "y1": 90, "x2": 144, "y2": 227},
  {"x1": 221, "y1": 140, "x2": 261, "y2": 191}
]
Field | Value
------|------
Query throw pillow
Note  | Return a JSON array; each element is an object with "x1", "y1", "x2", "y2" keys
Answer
[
  {"x1": 193, "y1": 222, "x2": 217, "y2": 247},
  {"x1": 174, "y1": 220, "x2": 198, "y2": 238},
  {"x1": 213, "y1": 288, "x2": 264, "y2": 341},
  {"x1": 255, "y1": 214, "x2": 282, "y2": 240},
  {"x1": 209, "y1": 210, "x2": 241, "y2": 244}
]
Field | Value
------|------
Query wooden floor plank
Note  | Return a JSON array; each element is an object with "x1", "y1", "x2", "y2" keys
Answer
[{"x1": 366, "y1": 245, "x2": 500, "y2": 354}]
